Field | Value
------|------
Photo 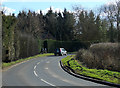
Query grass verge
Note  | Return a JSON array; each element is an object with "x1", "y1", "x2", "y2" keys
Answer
[
  {"x1": 67, "y1": 52, "x2": 77, "y2": 54},
  {"x1": 61, "y1": 55, "x2": 120, "y2": 84},
  {"x1": 2, "y1": 53, "x2": 54, "y2": 69}
]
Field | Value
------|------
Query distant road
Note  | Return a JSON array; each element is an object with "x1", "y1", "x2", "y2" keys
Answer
[{"x1": 3, "y1": 55, "x2": 110, "y2": 87}]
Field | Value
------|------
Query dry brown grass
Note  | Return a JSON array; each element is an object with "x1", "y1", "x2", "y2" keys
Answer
[{"x1": 76, "y1": 43, "x2": 120, "y2": 72}]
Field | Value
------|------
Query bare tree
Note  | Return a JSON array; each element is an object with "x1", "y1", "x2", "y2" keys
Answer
[
  {"x1": 100, "y1": 3, "x2": 116, "y2": 42},
  {"x1": 100, "y1": 0, "x2": 120, "y2": 42},
  {"x1": 115, "y1": 1, "x2": 120, "y2": 42},
  {"x1": 0, "y1": 3, "x2": 7, "y2": 15}
]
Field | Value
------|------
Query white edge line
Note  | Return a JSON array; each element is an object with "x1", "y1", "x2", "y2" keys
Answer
[
  {"x1": 41, "y1": 79, "x2": 56, "y2": 86},
  {"x1": 4, "y1": 60, "x2": 30, "y2": 71},
  {"x1": 58, "y1": 61, "x2": 62, "y2": 70},
  {"x1": 34, "y1": 71, "x2": 38, "y2": 77}
]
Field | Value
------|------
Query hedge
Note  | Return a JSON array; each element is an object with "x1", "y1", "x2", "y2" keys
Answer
[
  {"x1": 2, "y1": 32, "x2": 90, "y2": 62},
  {"x1": 46, "y1": 39, "x2": 90, "y2": 53}
]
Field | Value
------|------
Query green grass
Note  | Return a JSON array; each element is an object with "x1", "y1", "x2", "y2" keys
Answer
[
  {"x1": 67, "y1": 52, "x2": 77, "y2": 54},
  {"x1": 2, "y1": 53, "x2": 54, "y2": 69},
  {"x1": 61, "y1": 55, "x2": 120, "y2": 84}
]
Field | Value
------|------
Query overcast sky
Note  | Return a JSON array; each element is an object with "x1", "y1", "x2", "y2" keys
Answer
[{"x1": 0, "y1": 0, "x2": 118, "y2": 15}]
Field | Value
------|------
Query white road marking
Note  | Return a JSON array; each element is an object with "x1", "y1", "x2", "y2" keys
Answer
[
  {"x1": 34, "y1": 65, "x2": 36, "y2": 69},
  {"x1": 45, "y1": 68, "x2": 48, "y2": 69},
  {"x1": 41, "y1": 79, "x2": 56, "y2": 86},
  {"x1": 4, "y1": 60, "x2": 30, "y2": 71},
  {"x1": 34, "y1": 71, "x2": 38, "y2": 77},
  {"x1": 46, "y1": 61, "x2": 50, "y2": 63},
  {"x1": 37, "y1": 62, "x2": 40, "y2": 65},
  {"x1": 33, "y1": 60, "x2": 55, "y2": 86},
  {"x1": 58, "y1": 61, "x2": 63, "y2": 70},
  {"x1": 62, "y1": 79, "x2": 70, "y2": 83}
]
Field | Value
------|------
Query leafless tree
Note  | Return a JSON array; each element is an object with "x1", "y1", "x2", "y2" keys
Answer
[{"x1": 100, "y1": 0, "x2": 120, "y2": 42}]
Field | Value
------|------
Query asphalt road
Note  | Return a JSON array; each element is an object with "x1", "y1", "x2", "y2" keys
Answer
[{"x1": 2, "y1": 55, "x2": 111, "y2": 87}]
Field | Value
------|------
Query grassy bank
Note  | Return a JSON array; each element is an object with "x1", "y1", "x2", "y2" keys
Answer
[
  {"x1": 61, "y1": 55, "x2": 120, "y2": 84},
  {"x1": 2, "y1": 53, "x2": 54, "y2": 69}
]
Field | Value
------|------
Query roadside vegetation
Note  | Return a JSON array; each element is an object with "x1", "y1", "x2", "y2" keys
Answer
[
  {"x1": 1, "y1": 1, "x2": 120, "y2": 85},
  {"x1": 2, "y1": 0, "x2": 120, "y2": 63},
  {"x1": 2, "y1": 53, "x2": 53, "y2": 69},
  {"x1": 76, "y1": 43, "x2": 120, "y2": 72},
  {"x1": 61, "y1": 55, "x2": 120, "y2": 84}
]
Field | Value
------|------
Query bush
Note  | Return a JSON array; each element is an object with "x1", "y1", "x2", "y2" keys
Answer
[{"x1": 75, "y1": 43, "x2": 120, "y2": 72}]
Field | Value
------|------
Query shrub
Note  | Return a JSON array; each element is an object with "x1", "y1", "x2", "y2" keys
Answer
[{"x1": 75, "y1": 43, "x2": 120, "y2": 72}]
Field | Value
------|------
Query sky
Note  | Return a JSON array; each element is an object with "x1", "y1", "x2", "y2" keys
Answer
[{"x1": 0, "y1": 0, "x2": 118, "y2": 15}]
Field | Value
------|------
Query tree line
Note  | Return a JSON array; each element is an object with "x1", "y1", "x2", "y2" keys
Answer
[
  {"x1": 2, "y1": 1, "x2": 120, "y2": 42},
  {"x1": 2, "y1": 1, "x2": 120, "y2": 62},
  {"x1": 15, "y1": 7, "x2": 75, "y2": 41},
  {"x1": 73, "y1": 1, "x2": 120, "y2": 43}
]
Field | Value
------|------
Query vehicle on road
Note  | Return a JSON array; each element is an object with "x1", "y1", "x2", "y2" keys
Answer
[{"x1": 54, "y1": 48, "x2": 67, "y2": 56}]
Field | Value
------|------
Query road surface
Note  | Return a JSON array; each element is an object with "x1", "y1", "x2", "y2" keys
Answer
[{"x1": 2, "y1": 55, "x2": 111, "y2": 87}]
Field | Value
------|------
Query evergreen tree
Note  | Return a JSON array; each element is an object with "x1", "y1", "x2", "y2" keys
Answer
[
  {"x1": 63, "y1": 8, "x2": 75, "y2": 41},
  {"x1": 2, "y1": 15, "x2": 16, "y2": 62},
  {"x1": 45, "y1": 7, "x2": 57, "y2": 39},
  {"x1": 101, "y1": 19, "x2": 109, "y2": 42},
  {"x1": 95, "y1": 15, "x2": 102, "y2": 42},
  {"x1": 57, "y1": 12, "x2": 63, "y2": 40}
]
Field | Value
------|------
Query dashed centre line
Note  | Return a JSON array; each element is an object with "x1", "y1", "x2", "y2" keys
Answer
[
  {"x1": 37, "y1": 62, "x2": 40, "y2": 65},
  {"x1": 46, "y1": 61, "x2": 50, "y2": 63},
  {"x1": 34, "y1": 71, "x2": 38, "y2": 77},
  {"x1": 34, "y1": 65, "x2": 36, "y2": 69},
  {"x1": 33, "y1": 61, "x2": 55, "y2": 86},
  {"x1": 45, "y1": 68, "x2": 48, "y2": 69}
]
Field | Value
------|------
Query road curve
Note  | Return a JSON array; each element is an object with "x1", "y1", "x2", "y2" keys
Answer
[{"x1": 2, "y1": 55, "x2": 111, "y2": 87}]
